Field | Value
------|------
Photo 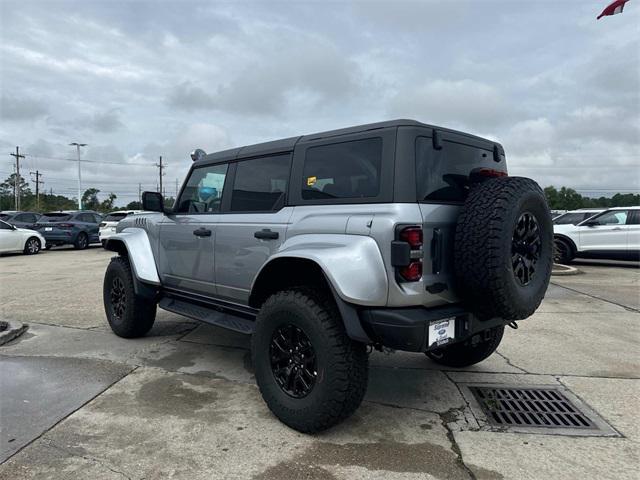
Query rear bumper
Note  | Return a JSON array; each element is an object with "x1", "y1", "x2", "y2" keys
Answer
[
  {"x1": 38, "y1": 231, "x2": 76, "y2": 244},
  {"x1": 359, "y1": 304, "x2": 508, "y2": 352}
]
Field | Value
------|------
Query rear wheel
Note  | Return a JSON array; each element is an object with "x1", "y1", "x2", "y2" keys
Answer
[
  {"x1": 252, "y1": 289, "x2": 368, "y2": 433},
  {"x1": 23, "y1": 237, "x2": 41, "y2": 255},
  {"x1": 103, "y1": 256, "x2": 156, "y2": 338},
  {"x1": 426, "y1": 326, "x2": 504, "y2": 368},
  {"x1": 74, "y1": 232, "x2": 88, "y2": 250}
]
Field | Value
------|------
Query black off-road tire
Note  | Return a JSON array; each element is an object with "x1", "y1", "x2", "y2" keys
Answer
[
  {"x1": 426, "y1": 326, "x2": 504, "y2": 368},
  {"x1": 74, "y1": 232, "x2": 88, "y2": 250},
  {"x1": 252, "y1": 289, "x2": 368, "y2": 433},
  {"x1": 553, "y1": 237, "x2": 574, "y2": 264},
  {"x1": 455, "y1": 177, "x2": 553, "y2": 320},
  {"x1": 103, "y1": 256, "x2": 156, "y2": 338},
  {"x1": 23, "y1": 237, "x2": 41, "y2": 255}
]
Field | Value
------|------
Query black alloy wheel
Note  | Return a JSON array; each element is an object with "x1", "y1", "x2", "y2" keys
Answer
[
  {"x1": 110, "y1": 277, "x2": 127, "y2": 320},
  {"x1": 76, "y1": 233, "x2": 88, "y2": 249},
  {"x1": 511, "y1": 212, "x2": 541, "y2": 286},
  {"x1": 270, "y1": 324, "x2": 317, "y2": 398}
]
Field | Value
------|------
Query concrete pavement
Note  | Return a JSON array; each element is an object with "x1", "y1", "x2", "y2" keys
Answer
[{"x1": 0, "y1": 248, "x2": 638, "y2": 479}]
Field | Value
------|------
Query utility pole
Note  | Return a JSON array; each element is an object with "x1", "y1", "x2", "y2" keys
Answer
[
  {"x1": 138, "y1": 183, "x2": 142, "y2": 203},
  {"x1": 156, "y1": 156, "x2": 166, "y2": 196},
  {"x1": 175, "y1": 178, "x2": 179, "y2": 198},
  {"x1": 30, "y1": 170, "x2": 44, "y2": 209},
  {"x1": 9, "y1": 146, "x2": 25, "y2": 210},
  {"x1": 69, "y1": 142, "x2": 87, "y2": 209}
]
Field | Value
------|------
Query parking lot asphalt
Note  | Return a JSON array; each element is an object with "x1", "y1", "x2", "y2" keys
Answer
[{"x1": 0, "y1": 247, "x2": 638, "y2": 479}]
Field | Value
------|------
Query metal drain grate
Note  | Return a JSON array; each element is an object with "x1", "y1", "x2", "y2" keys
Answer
[{"x1": 469, "y1": 386, "x2": 596, "y2": 429}]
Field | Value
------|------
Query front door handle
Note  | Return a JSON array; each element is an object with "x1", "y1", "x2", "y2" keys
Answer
[
  {"x1": 193, "y1": 227, "x2": 212, "y2": 237},
  {"x1": 611, "y1": 227, "x2": 623, "y2": 231},
  {"x1": 254, "y1": 229, "x2": 279, "y2": 240}
]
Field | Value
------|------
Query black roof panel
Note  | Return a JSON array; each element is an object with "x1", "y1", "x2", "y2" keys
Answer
[{"x1": 195, "y1": 119, "x2": 501, "y2": 165}]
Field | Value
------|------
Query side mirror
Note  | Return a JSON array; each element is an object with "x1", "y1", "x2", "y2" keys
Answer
[{"x1": 142, "y1": 191, "x2": 165, "y2": 212}]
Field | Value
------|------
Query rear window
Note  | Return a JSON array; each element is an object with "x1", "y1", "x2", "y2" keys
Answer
[
  {"x1": 302, "y1": 138, "x2": 382, "y2": 200},
  {"x1": 0, "y1": 214, "x2": 10, "y2": 220},
  {"x1": 41, "y1": 213, "x2": 72, "y2": 222},
  {"x1": 416, "y1": 137, "x2": 502, "y2": 203},
  {"x1": 104, "y1": 213, "x2": 128, "y2": 222}
]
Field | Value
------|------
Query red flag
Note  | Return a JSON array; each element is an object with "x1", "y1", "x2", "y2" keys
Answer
[{"x1": 597, "y1": 0, "x2": 630, "y2": 19}]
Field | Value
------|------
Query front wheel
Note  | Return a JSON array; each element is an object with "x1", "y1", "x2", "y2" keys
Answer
[
  {"x1": 426, "y1": 326, "x2": 505, "y2": 368},
  {"x1": 103, "y1": 256, "x2": 156, "y2": 338},
  {"x1": 24, "y1": 237, "x2": 41, "y2": 255},
  {"x1": 554, "y1": 238, "x2": 574, "y2": 264},
  {"x1": 252, "y1": 289, "x2": 368, "y2": 433}
]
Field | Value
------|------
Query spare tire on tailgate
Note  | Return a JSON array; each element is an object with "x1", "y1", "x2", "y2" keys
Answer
[{"x1": 454, "y1": 176, "x2": 553, "y2": 320}]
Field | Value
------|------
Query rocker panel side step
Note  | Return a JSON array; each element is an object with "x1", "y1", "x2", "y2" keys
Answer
[{"x1": 158, "y1": 297, "x2": 255, "y2": 334}]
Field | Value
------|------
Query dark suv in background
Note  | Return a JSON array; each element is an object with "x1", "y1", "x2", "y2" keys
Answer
[
  {"x1": 0, "y1": 211, "x2": 42, "y2": 229},
  {"x1": 34, "y1": 211, "x2": 102, "y2": 249}
]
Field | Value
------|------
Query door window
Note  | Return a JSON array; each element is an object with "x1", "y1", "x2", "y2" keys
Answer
[
  {"x1": 176, "y1": 163, "x2": 228, "y2": 213},
  {"x1": 589, "y1": 210, "x2": 628, "y2": 226},
  {"x1": 230, "y1": 154, "x2": 291, "y2": 212},
  {"x1": 15, "y1": 213, "x2": 36, "y2": 223},
  {"x1": 301, "y1": 138, "x2": 382, "y2": 200}
]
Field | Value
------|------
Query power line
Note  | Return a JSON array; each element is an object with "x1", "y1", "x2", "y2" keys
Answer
[{"x1": 25, "y1": 154, "x2": 157, "y2": 167}]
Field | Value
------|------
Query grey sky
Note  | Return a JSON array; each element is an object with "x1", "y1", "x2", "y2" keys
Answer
[{"x1": 0, "y1": 0, "x2": 638, "y2": 206}]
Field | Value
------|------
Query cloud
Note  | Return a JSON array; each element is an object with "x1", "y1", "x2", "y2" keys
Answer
[
  {"x1": 0, "y1": 95, "x2": 48, "y2": 121},
  {"x1": 91, "y1": 110, "x2": 124, "y2": 133},
  {"x1": 388, "y1": 79, "x2": 514, "y2": 131},
  {"x1": 167, "y1": 82, "x2": 216, "y2": 111}
]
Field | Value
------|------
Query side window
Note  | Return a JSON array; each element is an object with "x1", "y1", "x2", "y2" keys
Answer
[
  {"x1": 77, "y1": 214, "x2": 89, "y2": 223},
  {"x1": 627, "y1": 211, "x2": 640, "y2": 225},
  {"x1": 14, "y1": 214, "x2": 27, "y2": 222},
  {"x1": 301, "y1": 138, "x2": 382, "y2": 200},
  {"x1": 0, "y1": 221, "x2": 11, "y2": 230},
  {"x1": 589, "y1": 210, "x2": 628, "y2": 225},
  {"x1": 230, "y1": 154, "x2": 291, "y2": 212},
  {"x1": 176, "y1": 163, "x2": 228, "y2": 213},
  {"x1": 93, "y1": 214, "x2": 102, "y2": 223}
]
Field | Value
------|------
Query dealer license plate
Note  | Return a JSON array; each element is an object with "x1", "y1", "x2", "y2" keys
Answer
[
  {"x1": 427, "y1": 318, "x2": 455, "y2": 349},
  {"x1": 45, "y1": 227, "x2": 53, "y2": 231}
]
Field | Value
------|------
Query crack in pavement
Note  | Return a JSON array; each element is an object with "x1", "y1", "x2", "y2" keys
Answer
[
  {"x1": 550, "y1": 282, "x2": 639, "y2": 313},
  {"x1": 495, "y1": 351, "x2": 530, "y2": 374},
  {"x1": 42, "y1": 438, "x2": 133, "y2": 480}
]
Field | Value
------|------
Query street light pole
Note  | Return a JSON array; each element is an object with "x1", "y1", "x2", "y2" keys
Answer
[{"x1": 69, "y1": 142, "x2": 87, "y2": 209}]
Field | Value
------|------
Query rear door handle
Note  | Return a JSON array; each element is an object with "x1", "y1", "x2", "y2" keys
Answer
[
  {"x1": 193, "y1": 227, "x2": 212, "y2": 237},
  {"x1": 254, "y1": 229, "x2": 279, "y2": 240}
]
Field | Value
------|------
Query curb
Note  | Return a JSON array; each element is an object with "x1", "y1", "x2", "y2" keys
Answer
[
  {"x1": 551, "y1": 264, "x2": 580, "y2": 276},
  {"x1": 0, "y1": 321, "x2": 29, "y2": 346}
]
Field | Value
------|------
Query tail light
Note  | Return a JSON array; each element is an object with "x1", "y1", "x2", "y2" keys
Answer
[
  {"x1": 470, "y1": 168, "x2": 508, "y2": 183},
  {"x1": 391, "y1": 225, "x2": 424, "y2": 282},
  {"x1": 99, "y1": 222, "x2": 106, "y2": 227},
  {"x1": 58, "y1": 223, "x2": 74, "y2": 229}
]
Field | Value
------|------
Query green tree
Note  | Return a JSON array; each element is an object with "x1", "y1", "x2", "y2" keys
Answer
[
  {"x1": 81, "y1": 188, "x2": 101, "y2": 210},
  {"x1": 125, "y1": 201, "x2": 142, "y2": 210},
  {"x1": 100, "y1": 193, "x2": 117, "y2": 212},
  {"x1": 0, "y1": 174, "x2": 32, "y2": 210}
]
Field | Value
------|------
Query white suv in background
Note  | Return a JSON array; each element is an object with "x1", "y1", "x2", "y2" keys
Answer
[
  {"x1": 553, "y1": 206, "x2": 640, "y2": 263},
  {"x1": 99, "y1": 210, "x2": 146, "y2": 247}
]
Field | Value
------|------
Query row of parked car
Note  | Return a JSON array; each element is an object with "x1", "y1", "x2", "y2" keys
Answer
[
  {"x1": 0, "y1": 209, "x2": 146, "y2": 255},
  {"x1": 552, "y1": 206, "x2": 640, "y2": 264}
]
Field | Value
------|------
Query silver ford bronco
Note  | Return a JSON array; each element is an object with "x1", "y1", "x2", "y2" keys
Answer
[{"x1": 103, "y1": 119, "x2": 553, "y2": 432}]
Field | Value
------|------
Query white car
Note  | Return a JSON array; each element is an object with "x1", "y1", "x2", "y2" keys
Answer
[
  {"x1": 99, "y1": 210, "x2": 146, "y2": 246},
  {"x1": 553, "y1": 206, "x2": 640, "y2": 263},
  {"x1": 0, "y1": 219, "x2": 46, "y2": 255}
]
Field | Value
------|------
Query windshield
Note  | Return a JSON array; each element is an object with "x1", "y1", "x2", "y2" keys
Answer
[
  {"x1": 41, "y1": 213, "x2": 72, "y2": 222},
  {"x1": 104, "y1": 212, "x2": 128, "y2": 222},
  {"x1": 553, "y1": 212, "x2": 598, "y2": 225}
]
